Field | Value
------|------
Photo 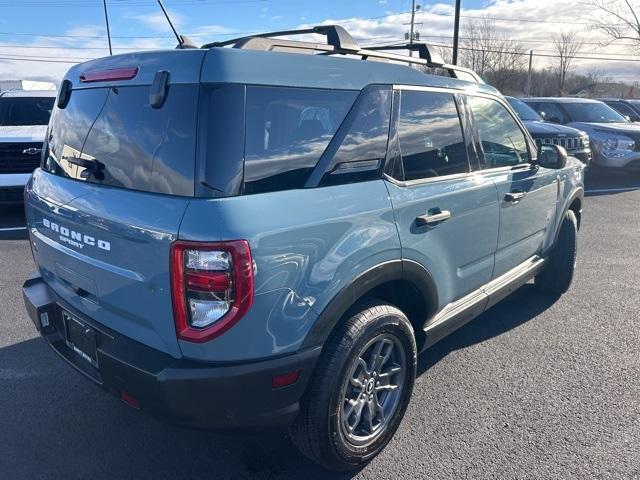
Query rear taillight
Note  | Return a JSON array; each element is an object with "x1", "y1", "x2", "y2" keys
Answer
[{"x1": 170, "y1": 240, "x2": 254, "y2": 343}]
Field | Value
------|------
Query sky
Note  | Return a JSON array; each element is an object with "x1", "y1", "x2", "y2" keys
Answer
[{"x1": 0, "y1": 0, "x2": 638, "y2": 85}]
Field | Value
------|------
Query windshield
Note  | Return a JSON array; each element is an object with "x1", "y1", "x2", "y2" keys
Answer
[
  {"x1": 562, "y1": 102, "x2": 627, "y2": 123},
  {"x1": 0, "y1": 97, "x2": 54, "y2": 126},
  {"x1": 506, "y1": 97, "x2": 542, "y2": 121}
]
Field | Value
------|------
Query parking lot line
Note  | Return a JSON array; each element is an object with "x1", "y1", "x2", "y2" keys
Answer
[{"x1": 0, "y1": 226, "x2": 27, "y2": 232}]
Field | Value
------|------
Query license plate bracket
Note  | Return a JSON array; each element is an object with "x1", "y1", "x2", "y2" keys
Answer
[{"x1": 63, "y1": 311, "x2": 98, "y2": 367}]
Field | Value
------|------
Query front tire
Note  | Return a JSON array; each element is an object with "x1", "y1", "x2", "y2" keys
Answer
[
  {"x1": 290, "y1": 303, "x2": 416, "y2": 472},
  {"x1": 535, "y1": 209, "x2": 578, "y2": 295}
]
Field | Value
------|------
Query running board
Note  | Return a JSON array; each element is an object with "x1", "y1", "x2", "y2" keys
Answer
[{"x1": 422, "y1": 256, "x2": 546, "y2": 349}]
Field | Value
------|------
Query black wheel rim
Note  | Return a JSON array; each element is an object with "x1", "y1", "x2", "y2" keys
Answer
[{"x1": 338, "y1": 333, "x2": 407, "y2": 447}]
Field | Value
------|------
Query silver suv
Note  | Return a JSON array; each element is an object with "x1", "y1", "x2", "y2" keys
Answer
[{"x1": 523, "y1": 97, "x2": 640, "y2": 171}]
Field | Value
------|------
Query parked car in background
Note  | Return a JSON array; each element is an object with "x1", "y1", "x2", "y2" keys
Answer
[
  {"x1": 0, "y1": 90, "x2": 56, "y2": 204},
  {"x1": 506, "y1": 96, "x2": 591, "y2": 165},
  {"x1": 598, "y1": 98, "x2": 640, "y2": 123},
  {"x1": 523, "y1": 97, "x2": 640, "y2": 171}
]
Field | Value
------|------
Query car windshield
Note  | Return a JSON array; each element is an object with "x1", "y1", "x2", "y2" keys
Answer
[
  {"x1": 0, "y1": 97, "x2": 55, "y2": 126},
  {"x1": 562, "y1": 102, "x2": 627, "y2": 123},
  {"x1": 506, "y1": 97, "x2": 542, "y2": 121}
]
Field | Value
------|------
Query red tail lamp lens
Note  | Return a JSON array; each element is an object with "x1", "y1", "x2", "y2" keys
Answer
[{"x1": 80, "y1": 67, "x2": 139, "y2": 83}]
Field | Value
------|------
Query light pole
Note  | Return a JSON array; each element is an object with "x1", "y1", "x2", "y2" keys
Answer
[{"x1": 452, "y1": 0, "x2": 461, "y2": 65}]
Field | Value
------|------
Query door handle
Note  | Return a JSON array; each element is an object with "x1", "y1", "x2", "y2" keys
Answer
[
  {"x1": 504, "y1": 191, "x2": 526, "y2": 203},
  {"x1": 415, "y1": 209, "x2": 451, "y2": 227}
]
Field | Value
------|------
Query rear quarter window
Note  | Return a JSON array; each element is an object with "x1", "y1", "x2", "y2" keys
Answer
[{"x1": 243, "y1": 86, "x2": 358, "y2": 194}]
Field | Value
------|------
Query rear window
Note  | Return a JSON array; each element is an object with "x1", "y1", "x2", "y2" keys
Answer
[
  {"x1": 243, "y1": 86, "x2": 357, "y2": 194},
  {"x1": 0, "y1": 97, "x2": 54, "y2": 126},
  {"x1": 44, "y1": 85, "x2": 199, "y2": 196}
]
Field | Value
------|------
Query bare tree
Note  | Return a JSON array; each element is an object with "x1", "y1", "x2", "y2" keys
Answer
[
  {"x1": 552, "y1": 31, "x2": 583, "y2": 95},
  {"x1": 590, "y1": 0, "x2": 640, "y2": 48},
  {"x1": 459, "y1": 17, "x2": 528, "y2": 91}
]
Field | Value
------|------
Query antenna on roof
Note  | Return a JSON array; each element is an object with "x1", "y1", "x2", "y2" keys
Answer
[
  {"x1": 102, "y1": 0, "x2": 113, "y2": 55},
  {"x1": 155, "y1": 0, "x2": 197, "y2": 49}
]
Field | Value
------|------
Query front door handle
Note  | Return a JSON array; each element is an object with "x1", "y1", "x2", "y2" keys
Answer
[
  {"x1": 415, "y1": 209, "x2": 451, "y2": 227},
  {"x1": 504, "y1": 191, "x2": 526, "y2": 203}
]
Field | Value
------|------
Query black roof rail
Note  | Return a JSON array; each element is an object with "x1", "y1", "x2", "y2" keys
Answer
[
  {"x1": 201, "y1": 26, "x2": 483, "y2": 84},
  {"x1": 202, "y1": 25, "x2": 360, "y2": 51}
]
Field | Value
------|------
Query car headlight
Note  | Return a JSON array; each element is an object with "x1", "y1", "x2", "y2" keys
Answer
[{"x1": 591, "y1": 130, "x2": 635, "y2": 152}]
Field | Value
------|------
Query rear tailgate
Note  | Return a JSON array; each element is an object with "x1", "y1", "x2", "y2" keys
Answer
[{"x1": 25, "y1": 50, "x2": 206, "y2": 358}]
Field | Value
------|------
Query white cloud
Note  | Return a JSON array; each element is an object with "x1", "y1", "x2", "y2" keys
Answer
[{"x1": 126, "y1": 10, "x2": 184, "y2": 32}]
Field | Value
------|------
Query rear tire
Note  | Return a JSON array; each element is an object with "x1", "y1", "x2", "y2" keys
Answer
[
  {"x1": 535, "y1": 209, "x2": 578, "y2": 295},
  {"x1": 290, "y1": 303, "x2": 416, "y2": 472}
]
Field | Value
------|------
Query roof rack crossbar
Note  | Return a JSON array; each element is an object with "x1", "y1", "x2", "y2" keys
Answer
[
  {"x1": 202, "y1": 25, "x2": 360, "y2": 51},
  {"x1": 364, "y1": 43, "x2": 483, "y2": 83}
]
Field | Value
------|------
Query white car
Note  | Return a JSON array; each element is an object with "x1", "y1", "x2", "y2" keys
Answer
[{"x1": 0, "y1": 89, "x2": 56, "y2": 203}]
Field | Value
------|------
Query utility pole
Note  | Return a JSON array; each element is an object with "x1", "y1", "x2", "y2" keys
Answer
[
  {"x1": 409, "y1": 0, "x2": 417, "y2": 47},
  {"x1": 452, "y1": 0, "x2": 461, "y2": 65},
  {"x1": 406, "y1": 1, "x2": 421, "y2": 56},
  {"x1": 102, "y1": 0, "x2": 112, "y2": 56},
  {"x1": 526, "y1": 50, "x2": 534, "y2": 97}
]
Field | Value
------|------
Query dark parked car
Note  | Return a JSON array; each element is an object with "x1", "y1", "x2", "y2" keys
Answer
[
  {"x1": 22, "y1": 26, "x2": 584, "y2": 472},
  {"x1": 506, "y1": 96, "x2": 591, "y2": 164},
  {"x1": 598, "y1": 98, "x2": 640, "y2": 123},
  {"x1": 523, "y1": 97, "x2": 640, "y2": 171}
]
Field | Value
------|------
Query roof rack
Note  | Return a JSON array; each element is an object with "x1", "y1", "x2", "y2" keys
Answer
[{"x1": 201, "y1": 25, "x2": 483, "y2": 84}]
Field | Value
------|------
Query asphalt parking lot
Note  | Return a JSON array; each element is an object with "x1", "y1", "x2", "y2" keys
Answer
[{"x1": 1, "y1": 171, "x2": 639, "y2": 480}]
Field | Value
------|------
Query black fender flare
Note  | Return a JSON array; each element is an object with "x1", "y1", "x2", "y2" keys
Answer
[
  {"x1": 301, "y1": 259, "x2": 439, "y2": 349},
  {"x1": 554, "y1": 187, "x2": 583, "y2": 245}
]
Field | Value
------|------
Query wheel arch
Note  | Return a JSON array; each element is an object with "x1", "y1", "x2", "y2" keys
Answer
[{"x1": 302, "y1": 259, "x2": 439, "y2": 352}]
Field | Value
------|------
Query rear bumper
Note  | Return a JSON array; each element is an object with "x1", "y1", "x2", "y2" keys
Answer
[{"x1": 23, "y1": 272, "x2": 320, "y2": 429}]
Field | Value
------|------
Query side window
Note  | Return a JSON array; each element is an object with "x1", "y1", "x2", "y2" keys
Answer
[
  {"x1": 319, "y1": 86, "x2": 391, "y2": 186},
  {"x1": 244, "y1": 86, "x2": 357, "y2": 195},
  {"x1": 468, "y1": 96, "x2": 530, "y2": 169},
  {"x1": 610, "y1": 102, "x2": 639, "y2": 121},
  {"x1": 538, "y1": 102, "x2": 567, "y2": 124},
  {"x1": 397, "y1": 90, "x2": 469, "y2": 181}
]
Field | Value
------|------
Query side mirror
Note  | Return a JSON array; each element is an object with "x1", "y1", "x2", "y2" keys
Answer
[{"x1": 538, "y1": 144, "x2": 567, "y2": 169}]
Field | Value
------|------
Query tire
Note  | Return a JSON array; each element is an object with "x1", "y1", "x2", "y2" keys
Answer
[
  {"x1": 535, "y1": 209, "x2": 578, "y2": 295},
  {"x1": 290, "y1": 303, "x2": 417, "y2": 472}
]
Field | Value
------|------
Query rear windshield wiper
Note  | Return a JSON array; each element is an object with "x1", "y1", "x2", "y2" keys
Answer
[{"x1": 64, "y1": 156, "x2": 105, "y2": 180}]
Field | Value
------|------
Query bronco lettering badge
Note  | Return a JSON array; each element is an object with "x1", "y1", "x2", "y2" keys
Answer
[{"x1": 42, "y1": 218, "x2": 111, "y2": 251}]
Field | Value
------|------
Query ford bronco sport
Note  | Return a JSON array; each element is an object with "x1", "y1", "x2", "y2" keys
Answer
[{"x1": 22, "y1": 26, "x2": 584, "y2": 471}]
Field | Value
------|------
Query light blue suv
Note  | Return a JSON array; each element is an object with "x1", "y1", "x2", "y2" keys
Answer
[{"x1": 22, "y1": 26, "x2": 584, "y2": 472}]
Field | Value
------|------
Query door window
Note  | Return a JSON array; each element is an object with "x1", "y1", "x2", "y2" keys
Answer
[
  {"x1": 468, "y1": 96, "x2": 530, "y2": 169},
  {"x1": 397, "y1": 90, "x2": 469, "y2": 181},
  {"x1": 538, "y1": 102, "x2": 567, "y2": 124}
]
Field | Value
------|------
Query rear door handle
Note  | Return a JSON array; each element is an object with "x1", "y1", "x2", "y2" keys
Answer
[
  {"x1": 415, "y1": 209, "x2": 451, "y2": 227},
  {"x1": 504, "y1": 191, "x2": 526, "y2": 203}
]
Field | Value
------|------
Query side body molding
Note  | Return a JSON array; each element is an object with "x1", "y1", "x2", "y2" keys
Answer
[{"x1": 301, "y1": 259, "x2": 439, "y2": 349}]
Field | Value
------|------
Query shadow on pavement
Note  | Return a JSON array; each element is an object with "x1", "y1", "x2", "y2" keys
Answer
[
  {"x1": 584, "y1": 167, "x2": 640, "y2": 196},
  {"x1": 417, "y1": 285, "x2": 557, "y2": 376},
  {"x1": 0, "y1": 284, "x2": 557, "y2": 480},
  {"x1": 0, "y1": 204, "x2": 27, "y2": 240}
]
